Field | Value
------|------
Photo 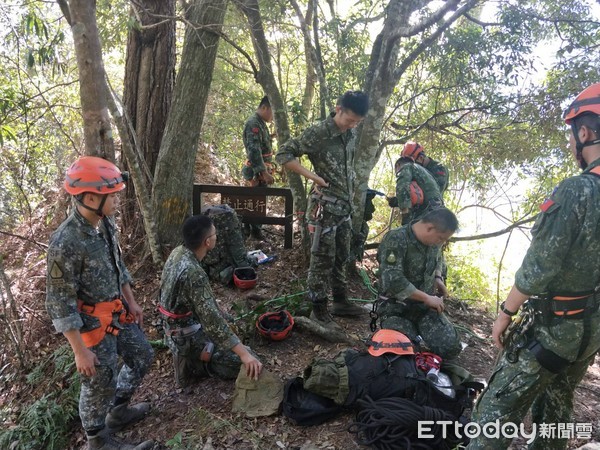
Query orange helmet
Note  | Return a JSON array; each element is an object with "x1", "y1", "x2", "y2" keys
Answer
[
  {"x1": 409, "y1": 181, "x2": 424, "y2": 206},
  {"x1": 64, "y1": 156, "x2": 128, "y2": 196},
  {"x1": 256, "y1": 310, "x2": 294, "y2": 341},
  {"x1": 401, "y1": 141, "x2": 424, "y2": 161},
  {"x1": 367, "y1": 329, "x2": 415, "y2": 357},
  {"x1": 563, "y1": 82, "x2": 600, "y2": 124},
  {"x1": 233, "y1": 266, "x2": 257, "y2": 289}
]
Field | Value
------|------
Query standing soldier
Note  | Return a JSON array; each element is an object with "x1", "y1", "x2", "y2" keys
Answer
[
  {"x1": 276, "y1": 90, "x2": 369, "y2": 330},
  {"x1": 401, "y1": 141, "x2": 449, "y2": 195},
  {"x1": 467, "y1": 83, "x2": 600, "y2": 449},
  {"x1": 242, "y1": 95, "x2": 275, "y2": 239},
  {"x1": 46, "y1": 156, "x2": 154, "y2": 449}
]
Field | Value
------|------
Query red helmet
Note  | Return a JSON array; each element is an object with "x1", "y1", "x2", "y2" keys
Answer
[
  {"x1": 401, "y1": 141, "x2": 424, "y2": 161},
  {"x1": 367, "y1": 329, "x2": 415, "y2": 357},
  {"x1": 64, "y1": 156, "x2": 128, "y2": 196},
  {"x1": 563, "y1": 83, "x2": 600, "y2": 124},
  {"x1": 256, "y1": 310, "x2": 294, "y2": 341},
  {"x1": 233, "y1": 266, "x2": 257, "y2": 289}
]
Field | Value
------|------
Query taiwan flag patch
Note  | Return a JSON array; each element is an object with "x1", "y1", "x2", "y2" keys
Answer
[
  {"x1": 252, "y1": 127, "x2": 259, "y2": 134},
  {"x1": 539, "y1": 187, "x2": 558, "y2": 212}
]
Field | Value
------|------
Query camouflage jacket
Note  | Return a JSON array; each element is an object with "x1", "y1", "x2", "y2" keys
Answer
[
  {"x1": 159, "y1": 245, "x2": 241, "y2": 350},
  {"x1": 425, "y1": 158, "x2": 449, "y2": 195},
  {"x1": 276, "y1": 113, "x2": 355, "y2": 215},
  {"x1": 377, "y1": 224, "x2": 443, "y2": 301},
  {"x1": 243, "y1": 113, "x2": 273, "y2": 179},
  {"x1": 46, "y1": 209, "x2": 132, "y2": 333},
  {"x1": 515, "y1": 157, "x2": 600, "y2": 296},
  {"x1": 395, "y1": 162, "x2": 442, "y2": 210}
]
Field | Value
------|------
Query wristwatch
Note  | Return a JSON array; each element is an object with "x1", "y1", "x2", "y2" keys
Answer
[{"x1": 500, "y1": 301, "x2": 518, "y2": 317}]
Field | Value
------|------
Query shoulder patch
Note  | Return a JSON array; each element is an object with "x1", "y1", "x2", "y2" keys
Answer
[
  {"x1": 49, "y1": 261, "x2": 64, "y2": 279},
  {"x1": 252, "y1": 127, "x2": 259, "y2": 134},
  {"x1": 539, "y1": 198, "x2": 555, "y2": 212},
  {"x1": 386, "y1": 252, "x2": 397, "y2": 264}
]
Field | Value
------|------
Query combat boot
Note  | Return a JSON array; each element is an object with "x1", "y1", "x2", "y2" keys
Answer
[
  {"x1": 331, "y1": 293, "x2": 367, "y2": 317},
  {"x1": 105, "y1": 402, "x2": 150, "y2": 432},
  {"x1": 87, "y1": 427, "x2": 153, "y2": 450},
  {"x1": 310, "y1": 300, "x2": 342, "y2": 331}
]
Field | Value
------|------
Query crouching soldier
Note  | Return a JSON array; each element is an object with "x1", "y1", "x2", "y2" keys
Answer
[
  {"x1": 375, "y1": 207, "x2": 462, "y2": 360},
  {"x1": 159, "y1": 215, "x2": 262, "y2": 387},
  {"x1": 46, "y1": 156, "x2": 154, "y2": 450}
]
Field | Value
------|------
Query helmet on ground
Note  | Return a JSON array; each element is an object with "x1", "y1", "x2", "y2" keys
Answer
[
  {"x1": 233, "y1": 266, "x2": 257, "y2": 289},
  {"x1": 401, "y1": 141, "x2": 424, "y2": 161},
  {"x1": 367, "y1": 329, "x2": 415, "y2": 357},
  {"x1": 563, "y1": 83, "x2": 600, "y2": 124},
  {"x1": 64, "y1": 156, "x2": 128, "y2": 196},
  {"x1": 256, "y1": 310, "x2": 294, "y2": 341},
  {"x1": 409, "y1": 181, "x2": 424, "y2": 206}
]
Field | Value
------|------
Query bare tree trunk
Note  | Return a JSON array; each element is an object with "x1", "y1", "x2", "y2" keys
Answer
[
  {"x1": 152, "y1": 0, "x2": 228, "y2": 250},
  {"x1": 121, "y1": 0, "x2": 176, "y2": 238},
  {"x1": 299, "y1": 0, "x2": 316, "y2": 126},
  {"x1": 64, "y1": 0, "x2": 115, "y2": 159},
  {"x1": 237, "y1": 0, "x2": 310, "y2": 255},
  {"x1": 0, "y1": 256, "x2": 25, "y2": 369}
]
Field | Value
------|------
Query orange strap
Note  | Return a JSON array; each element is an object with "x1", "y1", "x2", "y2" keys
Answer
[
  {"x1": 551, "y1": 294, "x2": 589, "y2": 316},
  {"x1": 77, "y1": 299, "x2": 134, "y2": 348}
]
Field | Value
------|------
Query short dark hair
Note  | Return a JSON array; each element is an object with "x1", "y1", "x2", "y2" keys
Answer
[
  {"x1": 338, "y1": 90, "x2": 369, "y2": 117},
  {"x1": 394, "y1": 156, "x2": 414, "y2": 172},
  {"x1": 182, "y1": 215, "x2": 214, "y2": 250},
  {"x1": 573, "y1": 112, "x2": 600, "y2": 135},
  {"x1": 259, "y1": 95, "x2": 271, "y2": 109},
  {"x1": 420, "y1": 207, "x2": 459, "y2": 233}
]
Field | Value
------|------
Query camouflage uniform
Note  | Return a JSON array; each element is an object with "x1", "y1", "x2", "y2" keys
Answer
[
  {"x1": 396, "y1": 161, "x2": 443, "y2": 223},
  {"x1": 376, "y1": 225, "x2": 461, "y2": 360},
  {"x1": 424, "y1": 158, "x2": 449, "y2": 195},
  {"x1": 46, "y1": 210, "x2": 154, "y2": 432},
  {"x1": 468, "y1": 158, "x2": 600, "y2": 450},
  {"x1": 242, "y1": 112, "x2": 274, "y2": 237},
  {"x1": 276, "y1": 113, "x2": 355, "y2": 301},
  {"x1": 160, "y1": 245, "x2": 254, "y2": 386},
  {"x1": 201, "y1": 205, "x2": 251, "y2": 284}
]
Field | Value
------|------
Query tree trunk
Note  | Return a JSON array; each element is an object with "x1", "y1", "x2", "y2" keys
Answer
[
  {"x1": 66, "y1": 0, "x2": 115, "y2": 159},
  {"x1": 152, "y1": 0, "x2": 228, "y2": 250},
  {"x1": 237, "y1": 0, "x2": 309, "y2": 254},
  {"x1": 121, "y1": 0, "x2": 175, "y2": 236}
]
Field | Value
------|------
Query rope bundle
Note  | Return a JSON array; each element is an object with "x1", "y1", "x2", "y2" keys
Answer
[{"x1": 348, "y1": 396, "x2": 458, "y2": 450}]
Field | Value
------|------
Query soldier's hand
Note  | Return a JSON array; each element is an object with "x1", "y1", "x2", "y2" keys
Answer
[
  {"x1": 75, "y1": 347, "x2": 99, "y2": 377},
  {"x1": 127, "y1": 298, "x2": 145, "y2": 329},
  {"x1": 260, "y1": 170, "x2": 274, "y2": 185},
  {"x1": 313, "y1": 176, "x2": 329, "y2": 189},
  {"x1": 424, "y1": 295, "x2": 444, "y2": 313},
  {"x1": 492, "y1": 314, "x2": 512, "y2": 349},
  {"x1": 241, "y1": 354, "x2": 263, "y2": 380}
]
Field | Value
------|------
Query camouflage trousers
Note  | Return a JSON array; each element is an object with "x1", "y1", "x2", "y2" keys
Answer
[
  {"x1": 467, "y1": 349, "x2": 595, "y2": 450},
  {"x1": 307, "y1": 208, "x2": 352, "y2": 300},
  {"x1": 168, "y1": 329, "x2": 254, "y2": 386},
  {"x1": 379, "y1": 300, "x2": 462, "y2": 360},
  {"x1": 80, "y1": 323, "x2": 154, "y2": 431}
]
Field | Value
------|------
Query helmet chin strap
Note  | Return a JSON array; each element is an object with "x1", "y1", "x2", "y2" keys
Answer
[
  {"x1": 571, "y1": 122, "x2": 600, "y2": 170},
  {"x1": 76, "y1": 194, "x2": 107, "y2": 218}
]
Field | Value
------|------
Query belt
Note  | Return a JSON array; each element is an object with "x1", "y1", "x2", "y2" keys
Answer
[
  {"x1": 158, "y1": 304, "x2": 192, "y2": 319},
  {"x1": 311, "y1": 192, "x2": 349, "y2": 206},
  {"x1": 165, "y1": 323, "x2": 202, "y2": 337}
]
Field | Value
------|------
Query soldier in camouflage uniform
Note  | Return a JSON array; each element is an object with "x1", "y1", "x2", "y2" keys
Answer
[
  {"x1": 200, "y1": 205, "x2": 251, "y2": 284},
  {"x1": 159, "y1": 214, "x2": 262, "y2": 387},
  {"x1": 401, "y1": 141, "x2": 449, "y2": 195},
  {"x1": 376, "y1": 207, "x2": 462, "y2": 360},
  {"x1": 46, "y1": 156, "x2": 153, "y2": 450},
  {"x1": 389, "y1": 157, "x2": 443, "y2": 224},
  {"x1": 242, "y1": 96, "x2": 275, "y2": 239},
  {"x1": 467, "y1": 84, "x2": 600, "y2": 450},
  {"x1": 276, "y1": 91, "x2": 369, "y2": 329}
]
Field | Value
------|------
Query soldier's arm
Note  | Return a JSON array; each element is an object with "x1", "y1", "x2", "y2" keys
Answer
[
  {"x1": 395, "y1": 166, "x2": 412, "y2": 210},
  {"x1": 378, "y1": 233, "x2": 416, "y2": 299},
  {"x1": 63, "y1": 329, "x2": 99, "y2": 377}
]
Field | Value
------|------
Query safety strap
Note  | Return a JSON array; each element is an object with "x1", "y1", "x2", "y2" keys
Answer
[
  {"x1": 165, "y1": 323, "x2": 202, "y2": 337},
  {"x1": 311, "y1": 192, "x2": 348, "y2": 206},
  {"x1": 587, "y1": 166, "x2": 600, "y2": 177},
  {"x1": 77, "y1": 299, "x2": 133, "y2": 348},
  {"x1": 526, "y1": 340, "x2": 570, "y2": 374},
  {"x1": 158, "y1": 304, "x2": 192, "y2": 319},
  {"x1": 308, "y1": 215, "x2": 351, "y2": 236}
]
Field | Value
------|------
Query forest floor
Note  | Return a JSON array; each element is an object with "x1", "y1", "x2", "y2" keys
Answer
[{"x1": 1, "y1": 152, "x2": 599, "y2": 450}]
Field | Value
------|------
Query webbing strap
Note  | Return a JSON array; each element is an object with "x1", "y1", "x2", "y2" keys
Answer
[{"x1": 158, "y1": 304, "x2": 192, "y2": 319}]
